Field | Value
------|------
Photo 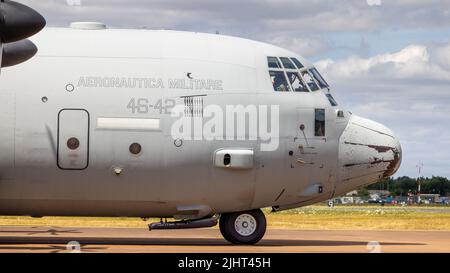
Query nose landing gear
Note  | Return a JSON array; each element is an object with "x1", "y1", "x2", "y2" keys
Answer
[{"x1": 219, "y1": 209, "x2": 266, "y2": 245}]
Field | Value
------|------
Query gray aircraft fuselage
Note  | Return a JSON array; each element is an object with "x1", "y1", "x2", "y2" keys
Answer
[{"x1": 0, "y1": 25, "x2": 402, "y2": 221}]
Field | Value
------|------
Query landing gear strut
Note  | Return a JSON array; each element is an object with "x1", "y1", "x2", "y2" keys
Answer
[{"x1": 219, "y1": 209, "x2": 266, "y2": 245}]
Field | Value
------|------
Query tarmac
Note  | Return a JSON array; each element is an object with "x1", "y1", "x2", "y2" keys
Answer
[{"x1": 0, "y1": 226, "x2": 449, "y2": 253}]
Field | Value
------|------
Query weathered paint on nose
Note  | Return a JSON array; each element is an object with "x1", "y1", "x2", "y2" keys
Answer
[{"x1": 336, "y1": 115, "x2": 402, "y2": 194}]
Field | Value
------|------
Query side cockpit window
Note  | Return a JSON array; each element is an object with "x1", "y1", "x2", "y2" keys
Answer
[
  {"x1": 326, "y1": 94, "x2": 338, "y2": 106},
  {"x1": 310, "y1": 68, "x2": 329, "y2": 89},
  {"x1": 287, "y1": 72, "x2": 308, "y2": 92},
  {"x1": 267, "y1": 57, "x2": 282, "y2": 69},
  {"x1": 302, "y1": 70, "x2": 319, "y2": 91},
  {"x1": 315, "y1": 109, "x2": 326, "y2": 137},
  {"x1": 270, "y1": 71, "x2": 291, "y2": 92}
]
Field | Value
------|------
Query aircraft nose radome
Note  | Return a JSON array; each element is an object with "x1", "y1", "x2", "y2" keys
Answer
[{"x1": 337, "y1": 115, "x2": 402, "y2": 191}]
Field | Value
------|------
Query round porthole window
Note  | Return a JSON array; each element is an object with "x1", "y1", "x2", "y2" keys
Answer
[
  {"x1": 67, "y1": 137, "x2": 80, "y2": 150},
  {"x1": 129, "y1": 143, "x2": 142, "y2": 155}
]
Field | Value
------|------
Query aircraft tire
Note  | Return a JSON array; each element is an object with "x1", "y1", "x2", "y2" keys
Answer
[{"x1": 219, "y1": 209, "x2": 266, "y2": 245}]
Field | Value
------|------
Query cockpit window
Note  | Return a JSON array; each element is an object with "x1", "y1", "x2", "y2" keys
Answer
[
  {"x1": 279, "y1": 57, "x2": 297, "y2": 69},
  {"x1": 315, "y1": 109, "x2": 326, "y2": 137},
  {"x1": 326, "y1": 94, "x2": 338, "y2": 106},
  {"x1": 301, "y1": 71, "x2": 319, "y2": 91},
  {"x1": 310, "y1": 68, "x2": 329, "y2": 89},
  {"x1": 291, "y1": 58, "x2": 304, "y2": 69},
  {"x1": 270, "y1": 71, "x2": 291, "y2": 92},
  {"x1": 267, "y1": 57, "x2": 282, "y2": 69},
  {"x1": 287, "y1": 72, "x2": 308, "y2": 92}
]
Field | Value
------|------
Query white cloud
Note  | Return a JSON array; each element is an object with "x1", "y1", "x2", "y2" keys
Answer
[
  {"x1": 315, "y1": 43, "x2": 450, "y2": 178},
  {"x1": 431, "y1": 43, "x2": 450, "y2": 71},
  {"x1": 316, "y1": 44, "x2": 450, "y2": 81},
  {"x1": 17, "y1": 0, "x2": 450, "y2": 32},
  {"x1": 15, "y1": 1, "x2": 450, "y2": 62},
  {"x1": 366, "y1": 0, "x2": 382, "y2": 6}
]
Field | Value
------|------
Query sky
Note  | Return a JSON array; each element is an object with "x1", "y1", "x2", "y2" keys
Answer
[{"x1": 18, "y1": 0, "x2": 450, "y2": 178}]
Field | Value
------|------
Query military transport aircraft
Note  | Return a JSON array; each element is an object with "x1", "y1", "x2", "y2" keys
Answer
[{"x1": 0, "y1": 1, "x2": 401, "y2": 244}]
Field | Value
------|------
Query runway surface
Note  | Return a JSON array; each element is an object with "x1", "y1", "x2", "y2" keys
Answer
[{"x1": 0, "y1": 226, "x2": 449, "y2": 253}]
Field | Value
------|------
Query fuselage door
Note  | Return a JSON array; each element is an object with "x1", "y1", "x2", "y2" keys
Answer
[
  {"x1": 57, "y1": 109, "x2": 90, "y2": 170},
  {"x1": 297, "y1": 107, "x2": 335, "y2": 198}
]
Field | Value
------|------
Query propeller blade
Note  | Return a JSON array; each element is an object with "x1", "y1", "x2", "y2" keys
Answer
[
  {"x1": 1, "y1": 39, "x2": 37, "y2": 68},
  {"x1": 0, "y1": 41, "x2": 3, "y2": 74},
  {"x1": 0, "y1": 0, "x2": 46, "y2": 43}
]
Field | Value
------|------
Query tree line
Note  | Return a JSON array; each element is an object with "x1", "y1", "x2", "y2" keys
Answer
[{"x1": 363, "y1": 176, "x2": 450, "y2": 196}]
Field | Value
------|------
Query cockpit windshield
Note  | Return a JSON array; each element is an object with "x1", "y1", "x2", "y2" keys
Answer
[
  {"x1": 267, "y1": 57, "x2": 282, "y2": 69},
  {"x1": 266, "y1": 56, "x2": 329, "y2": 93},
  {"x1": 270, "y1": 71, "x2": 291, "y2": 92},
  {"x1": 310, "y1": 68, "x2": 329, "y2": 89},
  {"x1": 287, "y1": 72, "x2": 308, "y2": 92},
  {"x1": 290, "y1": 58, "x2": 304, "y2": 69},
  {"x1": 301, "y1": 70, "x2": 319, "y2": 91},
  {"x1": 279, "y1": 57, "x2": 296, "y2": 69}
]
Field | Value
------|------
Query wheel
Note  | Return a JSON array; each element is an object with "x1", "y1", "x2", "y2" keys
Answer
[{"x1": 219, "y1": 209, "x2": 266, "y2": 245}]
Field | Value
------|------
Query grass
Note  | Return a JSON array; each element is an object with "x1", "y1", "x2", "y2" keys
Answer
[
  {"x1": 1, "y1": 205, "x2": 450, "y2": 231},
  {"x1": 266, "y1": 205, "x2": 450, "y2": 231}
]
